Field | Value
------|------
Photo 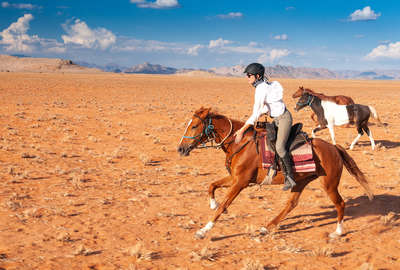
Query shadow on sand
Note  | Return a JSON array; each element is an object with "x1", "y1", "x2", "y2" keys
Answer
[{"x1": 280, "y1": 194, "x2": 400, "y2": 233}]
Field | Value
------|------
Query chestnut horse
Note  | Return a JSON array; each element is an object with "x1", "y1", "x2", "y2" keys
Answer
[
  {"x1": 177, "y1": 107, "x2": 373, "y2": 239},
  {"x1": 292, "y1": 86, "x2": 355, "y2": 125}
]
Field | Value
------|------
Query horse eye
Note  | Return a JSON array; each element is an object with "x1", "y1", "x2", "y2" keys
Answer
[{"x1": 192, "y1": 125, "x2": 198, "y2": 129}]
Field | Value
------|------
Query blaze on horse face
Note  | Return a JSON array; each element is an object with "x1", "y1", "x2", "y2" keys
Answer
[{"x1": 177, "y1": 107, "x2": 211, "y2": 156}]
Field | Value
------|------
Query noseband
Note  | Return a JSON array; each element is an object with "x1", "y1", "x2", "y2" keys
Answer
[
  {"x1": 296, "y1": 94, "x2": 315, "y2": 108},
  {"x1": 182, "y1": 114, "x2": 233, "y2": 149}
]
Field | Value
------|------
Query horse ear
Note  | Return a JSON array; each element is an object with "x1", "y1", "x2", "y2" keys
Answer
[{"x1": 196, "y1": 107, "x2": 211, "y2": 118}]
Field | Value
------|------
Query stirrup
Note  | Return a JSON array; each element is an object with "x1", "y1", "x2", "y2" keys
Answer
[{"x1": 282, "y1": 176, "x2": 296, "y2": 191}]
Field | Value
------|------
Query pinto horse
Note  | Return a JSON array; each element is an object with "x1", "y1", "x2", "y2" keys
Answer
[
  {"x1": 295, "y1": 91, "x2": 381, "y2": 150},
  {"x1": 292, "y1": 86, "x2": 355, "y2": 125},
  {"x1": 177, "y1": 107, "x2": 373, "y2": 239}
]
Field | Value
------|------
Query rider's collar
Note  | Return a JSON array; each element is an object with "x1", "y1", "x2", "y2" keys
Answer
[
  {"x1": 252, "y1": 79, "x2": 263, "y2": 87},
  {"x1": 252, "y1": 78, "x2": 270, "y2": 88}
]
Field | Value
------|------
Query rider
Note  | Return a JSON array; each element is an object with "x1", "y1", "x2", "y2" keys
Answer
[{"x1": 234, "y1": 63, "x2": 297, "y2": 191}]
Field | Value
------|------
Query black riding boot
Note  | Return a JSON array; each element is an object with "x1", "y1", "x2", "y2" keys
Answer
[{"x1": 280, "y1": 153, "x2": 297, "y2": 191}]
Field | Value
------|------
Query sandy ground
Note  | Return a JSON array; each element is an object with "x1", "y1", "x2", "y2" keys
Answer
[{"x1": 0, "y1": 72, "x2": 399, "y2": 270}]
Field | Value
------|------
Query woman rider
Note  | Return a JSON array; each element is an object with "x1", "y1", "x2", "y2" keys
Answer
[{"x1": 234, "y1": 63, "x2": 297, "y2": 191}]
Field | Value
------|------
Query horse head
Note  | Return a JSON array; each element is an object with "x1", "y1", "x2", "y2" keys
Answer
[
  {"x1": 177, "y1": 107, "x2": 213, "y2": 156},
  {"x1": 177, "y1": 107, "x2": 234, "y2": 156},
  {"x1": 292, "y1": 86, "x2": 305, "y2": 98},
  {"x1": 295, "y1": 91, "x2": 314, "y2": 112}
]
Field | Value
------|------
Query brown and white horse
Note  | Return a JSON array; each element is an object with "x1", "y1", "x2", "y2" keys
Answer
[
  {"x1": 177, "y1": 107, "x2": 373, "y2": 239},
  {"x1": 295, "y1": 91, "x2": 381, "y2": 150},
  {"x1": 292, "y1": 86, "x2": 355, "y2": 125}
]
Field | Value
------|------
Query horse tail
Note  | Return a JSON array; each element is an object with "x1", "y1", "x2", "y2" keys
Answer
[
  {"x1": 368, "y1": 105, "x2": 383, "y2": 126},
  {"x1": 335, "y1": 144, "x2": 374, "y2": 201}
]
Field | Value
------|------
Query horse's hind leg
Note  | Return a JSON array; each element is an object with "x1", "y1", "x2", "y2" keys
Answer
[
  {"x1": 349, "y1": 125, "x2": 364, "y2": 150},
  {"x1": 266, "y1": 178, "x2": 313, "y2": 230},
  {"x1": 322, "y1": 176, "x2": 346, "y2": 238},
  {"x1": 363, "y1": 125, "x2": 375, "y2": 150},
  {"x1": 208, "y1": 175, "x2": 233, "y2": 210}
]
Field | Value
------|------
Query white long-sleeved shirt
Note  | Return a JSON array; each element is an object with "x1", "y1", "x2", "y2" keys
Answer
[{"x1": 245, "y1": 80, "x2": 286, "y2": 126}]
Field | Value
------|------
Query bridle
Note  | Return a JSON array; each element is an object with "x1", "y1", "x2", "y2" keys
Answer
[
  {"x1": 180, "y1": 113, "x2": 233, "y2": 149},
  {"x1": 296, "y1": 92, "x2": 315, "y2": 108}
]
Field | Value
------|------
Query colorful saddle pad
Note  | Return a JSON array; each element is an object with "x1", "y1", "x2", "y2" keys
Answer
[{"x1": 259, "y1": 132, "x2": 316, "y2": 173}]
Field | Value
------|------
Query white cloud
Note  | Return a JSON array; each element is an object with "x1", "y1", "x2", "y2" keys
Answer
[
  {"x1": 208, "y1": 38, "x2": 232, "y2": 49},
  {"x1": 1, "y1": 2, "x2": 38, "y2": 9},
  {"x1": 217, "y1": 12, "x2": 243, "y2": 19},
  {"x1": 365, "y1": 42, "x2": 400, "y2": 59},
  {"x1": 131, "y1": 0, "x2": 179, "y2": 9},
  {"x1": 115, "y1": 38, "x2": 185, "y2": 54},
  {"x1": 0, "y1": 13, "x2": 39, "y2": 52},
  {"x1": 349, "y1": 6, "x2": 380, "y2": 21},
  {"x1": 258, "y1": 49, "x2": 290, "y2": 63},
  {"x1": 62, "y1": 19, "x2": 116, "y2": 50},
  {"x1": 187, "y1": 44, "x2": 203, "y2": 56},
  {"x1": 273, "y1": 34, "x2": 288, "y2": 41}
]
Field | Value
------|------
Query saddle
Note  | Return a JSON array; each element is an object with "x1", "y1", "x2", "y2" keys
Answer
[{"x1": 255, "y1": 122, "x2": 316, "y2": 173}]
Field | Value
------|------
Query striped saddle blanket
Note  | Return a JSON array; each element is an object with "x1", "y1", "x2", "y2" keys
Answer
[{"x1": 259, "y1": 131, "x2": 316, "y2": 173}]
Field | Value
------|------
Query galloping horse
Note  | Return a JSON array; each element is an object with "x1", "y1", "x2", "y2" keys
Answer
[
  {"x1": 292, "y1": 86, "x2": 355, "y2": 125},
  {"x1": 177, "y1": 107, "x2": 373, "y2": 239},
  {"x1": 295, "y1": 91, "x2": 381, "y2": 150}
]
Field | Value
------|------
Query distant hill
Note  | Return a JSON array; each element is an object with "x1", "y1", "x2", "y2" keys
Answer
[
  {"x1": 124, "y1": 62, "x2": 177, "y2": 74},
  {"x1": 2, "y1": 55, "x2": 399, "y2": 80},
  {"x1": 0, "y1": 55, "x2": 102, "y2": 73}
]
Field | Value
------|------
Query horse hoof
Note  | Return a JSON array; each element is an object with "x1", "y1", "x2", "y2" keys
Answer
[
  {"x1": 329, "y1": 232, "x2": 341, "y2": 238},
  {"x1": 195, "y1": 230, "x2": 206, "y2": 239}
]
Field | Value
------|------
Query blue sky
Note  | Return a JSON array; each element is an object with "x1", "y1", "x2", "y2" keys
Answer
[{"x1": 0, "y1": 0, "x2": 399, "y2": 70}]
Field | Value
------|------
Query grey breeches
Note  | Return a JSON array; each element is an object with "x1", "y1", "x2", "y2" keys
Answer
[{"x1": 273, "y1": 109, "x2": 293, "y2": 158}]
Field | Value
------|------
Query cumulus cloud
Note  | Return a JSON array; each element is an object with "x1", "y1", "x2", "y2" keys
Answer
[
  {"x1": 208, "y1": 38, "x2": 232, "y2": 49},
  {"x1": 365, "y1": 42, "x2": 400, "y2": 59},
  {"x1": 258, "y1": 49, "x2": 290, "y2": 63},
  {"x1": 0, "y1": 13, "x2": 39, "y2": 52},
  {"x1": 349, "y1": 6, "x2": 380, "y2": 21},
  {"x1": 217, "y1": 12, "x2": 243, "y2": 19},
  {"x1": 130, "y1": 0, "x2": 179, "y2": 9},
  {"x1": 1, "y1": 2, "x2": 38, "y2": 9},
  {"x1": 187, "y1": 44, "x2": 203, "y2": 56},
  {"x1": 62, "y1": 19, "x2": 116, "y2": 50},
  {"x1": 273, "y1": 34, "x2": 288, "y2": 41}
]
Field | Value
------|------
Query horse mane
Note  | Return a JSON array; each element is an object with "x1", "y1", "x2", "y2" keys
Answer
[
  {"x1": 301, "y1": 87, "x2": 339, "y2": 103},
  {"x1": 195, "y1": 107, "x2": 245, "y2": 129}
]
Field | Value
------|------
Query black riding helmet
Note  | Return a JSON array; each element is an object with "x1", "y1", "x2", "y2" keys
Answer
[{"x1": 244, "y1": 63, "x2": 265, "y2": 78}]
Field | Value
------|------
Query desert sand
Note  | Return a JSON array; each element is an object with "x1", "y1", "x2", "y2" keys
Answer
[{"x1": 0, "y1": 72, "x2": 399, "y2": 270}]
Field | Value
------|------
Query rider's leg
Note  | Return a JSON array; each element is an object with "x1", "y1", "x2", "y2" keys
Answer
[{"x1": 274, "y1": 110, "x2": 296, "y2": 191}]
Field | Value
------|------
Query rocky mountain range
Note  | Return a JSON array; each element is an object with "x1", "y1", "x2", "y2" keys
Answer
[{"x1": 1, "y1": 55, "x2": 399, "y2": 80}]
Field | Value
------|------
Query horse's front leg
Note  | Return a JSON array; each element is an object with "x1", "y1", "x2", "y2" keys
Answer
[
  {"x1": 327, "y1": 124, "x2": 336, "y2": 145},
  {"x1": 196, "y1": 181, "x2": 247, "y2": 239},
  {"x1": 208, "y1": 175, "x2": 233, "y2": 210},
  {"x1": 312, "y1": 125, "x2": 326, "y2": 138}
]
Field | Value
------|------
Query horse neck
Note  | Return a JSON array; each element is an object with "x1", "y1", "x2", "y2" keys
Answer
[
  {"x1": 309, "y1": 95, "x2": 324, "y2": 115},
  {"x1": 211, "y1": 116, "x2": 244, "y2": 150}
]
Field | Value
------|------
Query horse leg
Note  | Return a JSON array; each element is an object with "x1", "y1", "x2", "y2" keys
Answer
[
  {"x1": 208, "y1": 175, "x2": 233, "y2": 210},
  {"x1": 327, "y1": 124, "x2": 336, "y2": 145},
  {"x1": 312, "y1": 125, "x2": 325, "y2": 138},
  {"x1": 195, "y1": 181, "x2": 247, "y2": 239},
  {"x1": 349, "y1": 125, "x2": 364, "y2": 150},
  {"x1": 266, "y1": 179, "x2": 312, "y2": 230},
  {"x1": 324, "y1": 183, "x2": 346, "y2": 238},
  {"x1": 363, "y1": 125, "x2": 375, "y2": 150}
]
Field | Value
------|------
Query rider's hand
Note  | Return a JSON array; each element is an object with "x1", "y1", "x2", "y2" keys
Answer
[{"x1": 234, "y1": 130, "x2": 243, "y2": 144}]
